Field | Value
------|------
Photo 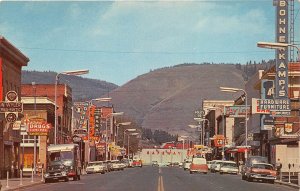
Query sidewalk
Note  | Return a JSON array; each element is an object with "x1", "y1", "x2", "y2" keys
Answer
[
  {"x1": 275, "y1": 180, "x2": 300, "y2": 189},
  {"x1": 0, "y1": 175, "x2": 43, "y2": 191}
]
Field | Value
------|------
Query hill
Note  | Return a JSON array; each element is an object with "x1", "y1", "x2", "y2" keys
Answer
[
  {"x1": 108, "y1": 63, "x2": 266, "y2": 137},
  {"x1": 21, "y1": 70, "x2": 118, "y2": 101}
]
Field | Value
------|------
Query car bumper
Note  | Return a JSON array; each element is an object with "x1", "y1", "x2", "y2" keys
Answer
[{"x1": 250, "y1": 174, "x2": 276, "y2": 180}]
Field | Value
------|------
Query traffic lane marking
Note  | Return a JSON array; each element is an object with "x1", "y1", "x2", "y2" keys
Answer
[{"x1": 157, "y1": 175, "x2": 165, "y2": 191}]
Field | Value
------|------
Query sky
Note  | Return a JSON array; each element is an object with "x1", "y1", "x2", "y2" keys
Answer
[{"x1": 0, "y1": 0, "x2": 299, "y2": 86}]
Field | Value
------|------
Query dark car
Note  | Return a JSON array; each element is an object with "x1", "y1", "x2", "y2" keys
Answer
[
  {"x1": 152, "y1": 161, "x2": 159, "y2": 167},
  {"x1": 44, "y1": 162, "x2": 69, "y2": 183}
]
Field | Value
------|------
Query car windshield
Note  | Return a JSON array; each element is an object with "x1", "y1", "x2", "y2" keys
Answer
[
  {"x1": 222, "y1": 163, "x2": 237, "y2": 168},
  {"x1": 253, "y1": 164, "x2": 274, "y2": 170}
]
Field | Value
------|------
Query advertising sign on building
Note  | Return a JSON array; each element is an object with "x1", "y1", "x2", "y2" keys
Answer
[
  {"x1": 261, "y1": 115, "x2": 274, "y2": 130},
  {"x1": 0, "y1": 91, "x2": 23, "y2": 123},
  {"x1": 261, "y1": 80, "x2": 274, "y2": 99},
  {"x1": 27, "y1": 120, "x2": 52, "y2": 136},
  {"x1": 275, "y1": 0, "x2": 289, "y2": 99},
  {"x1": 74, "y1": 102, "x2": 89, "y2": 130},
  {"x1": 252, "y1": 98, "x2": 291, "y2": 116},
  {"x1": 225, "y1": 106, "x2": 250, "y2": 117},
  {"x1": 213, "y1": 135, "x2": 225, "y2": 148}
]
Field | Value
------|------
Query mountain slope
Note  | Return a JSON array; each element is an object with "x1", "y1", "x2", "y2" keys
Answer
[
  {"x1": 109, "y1": 64, "x2": 246, "y2": 136},
  {"x1": 21, "y1": 71, "x2": 118, "y2": 101}
]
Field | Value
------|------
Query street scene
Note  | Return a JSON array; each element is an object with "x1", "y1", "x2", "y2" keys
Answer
[{"x1": 0, "y1": 1, "x2": 299, "y2": 191}]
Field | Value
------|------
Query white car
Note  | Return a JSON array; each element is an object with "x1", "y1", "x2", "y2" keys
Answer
[
  {"x1": 219, "y1": 161, "x2": 239, "y2": 175},
  {"x1": 86, "y1": 161, "x2": 106, "y2": 174},
  {"x1": 183, "y1": 159, "x2": 192, "y2": 170},
  {"x1": 111, "y1": 160, "x2": 124, "y2": 171},
  {"x1": 210, "y1": 160, "x2": 223, "y2": 173}
]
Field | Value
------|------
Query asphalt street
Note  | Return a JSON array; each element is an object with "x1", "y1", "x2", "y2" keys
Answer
[{"x1": 20, "y1": 166, "x2": 296, "y2": 191}]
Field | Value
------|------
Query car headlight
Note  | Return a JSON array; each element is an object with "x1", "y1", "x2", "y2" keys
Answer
[
  {"x1": 61, "y1": 171, "x2": 67, "y2": 176},
  {"x1": 44, "y1": 173, "x2": 49, "y2": 177}
]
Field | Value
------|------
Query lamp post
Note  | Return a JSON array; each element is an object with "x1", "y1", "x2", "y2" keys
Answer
[
  {"x1": 54, "y1": 69, "x2": 89, "y2": 145},
  {"x1": 32, "y1": 82, "x2": 37, "y2": 174},
  {"x1": 116, "y1": 122, "x2": 131, "y2": 146},
  {"x1": 257, "y1": 42, "x2": 299, "y2": 61},
  {"x1": 105, "y1": 112, "x2": 124, "y2": 160},
  {"x1": 188, "y1": 124, "x2": 201, "y2": 145},
  {"x1": 86, "y1": 97, "x2": 111, "y2": 162},
  {"x1": 220, "y1": 86, "x2": 248, "y2": 159},
  {"x1": 127, "y1": 132, "x2": 139, "y2": 159}
]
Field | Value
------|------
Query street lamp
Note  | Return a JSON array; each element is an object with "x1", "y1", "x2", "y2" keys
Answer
[
  {"x1": 115, "y1": 122, "x2": 131, "y2": 146},
  {"x1": 257, "y1": 42, "x2": 299, "y2": 61},
  {"x1": 105, "y1": 112, "x2": 124, "y2": 160},
  {"x1": 54, "y1": 69, "x2": 89, "y2": 145},
  {"x1": 86, "y1": 97, "x2": 112, "y2": 162},
  {"x1": 123, "y1": 129, "x2": 136, "y2": 148},
  {"x1": 220, "y1": 86, "x2": 248, "y2": 159},
  {"x1": 127, "y1": 132, "x2": 139, "y2": 159}
]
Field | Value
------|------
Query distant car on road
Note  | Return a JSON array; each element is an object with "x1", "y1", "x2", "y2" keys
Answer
[
  {"x1": 111, "y1": 160, "x2": 124, "y2": 171},
  {"x1": 244, "y1": 163, "x2": 276, "y2": 184},
  {"x1": 152, "y1": 161, "x2": 159, "y2": 167},
  {"x1": 219, "y1": 161, "x2": 238, "y2": 175},
  {"x1": 132, "y1": 159, "x2": 142, "y2": 167},
  {"x1": 183, "y1": 159, "x2": 192, "y2": 171},
  {"x1": 189, "y1": 157, "x2": 208, "y2": 174}
]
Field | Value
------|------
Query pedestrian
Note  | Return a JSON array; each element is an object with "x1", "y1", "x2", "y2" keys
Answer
[
  {"x1": 275, "y1": 158, "x2": 282, "y2": 176},
  {"x1": 37, "y1": 159, "x2": 42, "y2": 176}
]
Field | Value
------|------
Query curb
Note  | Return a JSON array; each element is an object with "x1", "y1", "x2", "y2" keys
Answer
[
  {"x1": 275, "y1": 180, "x2": 299, "y2": 189},
  {"x1": 1, "y1": 181, "x2": 44, "y2": 191}
]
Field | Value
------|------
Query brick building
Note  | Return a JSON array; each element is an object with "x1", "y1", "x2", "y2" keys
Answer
[
  {"x1": 0, "y1": 36, "x2": 29, "y2": 178},
  {"x1": 20, "y1": 97, "x2": 55, "y2": 173},
  {"x1": 21, "y1": 84, "x2": 72, "y2": 144}
]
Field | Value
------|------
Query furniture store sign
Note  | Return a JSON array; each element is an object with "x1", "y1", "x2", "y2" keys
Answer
[{"x1": 275, "y1": 0, "x2": 289, "y2": 99}]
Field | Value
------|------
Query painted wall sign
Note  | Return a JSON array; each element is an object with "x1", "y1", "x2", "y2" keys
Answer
[
  {"x1": 275, "y1": 0, "x2": 289, "y2": 99},
  {"x1": 225, "y1": 106, "x2": 250, "y2": 117}
]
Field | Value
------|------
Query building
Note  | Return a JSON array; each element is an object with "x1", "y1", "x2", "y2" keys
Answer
[
  {"x1": 254, "y1": 62, "x2": 300, "y2": 172},
  {"x1": 21, "y1": 84, "x2": 72, "y2": 144},
  {"x1": 20, "y1": 97, "x2": 55, "y2": 173},
  {"x1": 203, "y1": 100, "x2": 235, "y2": 160},
  {"x1": 0, "y1": 36, "x2": 29, "y2": 178}
]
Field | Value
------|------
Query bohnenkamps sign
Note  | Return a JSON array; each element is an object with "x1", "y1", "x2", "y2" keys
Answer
[{"x1": 274, "y1": 0, "x2": 289, "y2": 99}]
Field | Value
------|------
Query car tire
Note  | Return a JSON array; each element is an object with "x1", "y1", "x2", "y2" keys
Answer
[
  {"x1": 204, "y1": 172, "x2": 207, "y2": 174},
  {"x1": 241, "y1": 174, "x2": 246, "y2": 180},
  {"x1": 64, "y1": 178, "x2": 69, "y2": 182},
  {"x1": 220, "y1": 172, "x2": 223, "y2": 175},
  {"x1": 247, "y1": 177, "x2": 253, "y2": 182},
  {"x1": 190, "y1": 171, "x2": 193, "y2": 174},
  {"x1": 45, "y1": 178, "x2": 50, "y2": 183}
]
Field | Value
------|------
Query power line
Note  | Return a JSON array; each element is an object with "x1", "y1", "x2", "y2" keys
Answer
[{"x1": 19, "y1": 46, "x2": 271, "y2": 55}]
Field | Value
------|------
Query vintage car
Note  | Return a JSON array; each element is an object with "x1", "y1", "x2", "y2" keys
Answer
[
  {"x1": 219, "y1": 161, "x2": 239, "y2": 175},
  {"x1": 241, "y1": 156, "x2": 268, "y2": 180},
  {"x1": 44, "y1": 161, "x2": 69, "y2": 183},
  {"x1": 86, "y1": 161, "x2": 107, "y2": 174},
  {"x1": 132, "y1": 159, "x2": 143, "y2": 167},
  {"x1": 183, "y1": 159, "x2": 192, "y2": 170},
  {"x1": 189, "y1": 157, "x2": 208, "y2": 174},
  {"x1": 245, "y1": 163, "x2": 276, "y2": 183}
]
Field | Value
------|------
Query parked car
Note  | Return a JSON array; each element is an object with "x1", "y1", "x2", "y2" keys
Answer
[
  {"x1": 103, "y1": 160, "x2": 113, "y2": 172},
  {"x1": 121, "y1": 158, "x2": 132, "y2": 168},
  {"x1": 207, "y1": 161, "x2": 213, "y2": 170},
  {"x1": 86, "y1": 161, "x2": 107, "y2": 174},
  {"x1": 210, "y1": 160, "x2": 223, "y2": 173},
  {"x1": 111, "y1": 160, "x2": 124, "y2": 171},
  {"x1": 219, "y1": 161, "x2": 238, "y2": 175},
  {"x1": 152, "y1": 161, "x2": 159, "y2": 167},
  {"x1": 241, "y1": 156, "x2": 268, "y2": 180},
  {"x1": 244, "y1": 163, "x2": 276, "y2": 183},
  {"x1": 183, "y1": 159, "x2": 192, "y2": 170},
  {"x1": 132, "y1": 159, "x2": 142, "y2": 167},
  {"x1": 189, "y1": 157, "x2": 208, "y2": 174}
]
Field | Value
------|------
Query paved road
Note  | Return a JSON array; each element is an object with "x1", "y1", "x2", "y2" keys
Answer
[{"x1": 20, "y1": 166, "x2": 296, "y2": 191}]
